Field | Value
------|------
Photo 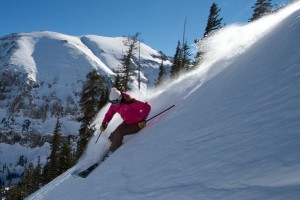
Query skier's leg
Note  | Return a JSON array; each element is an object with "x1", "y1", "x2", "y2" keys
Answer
[{"x1": 108, "y1": 122, "x2": 141, "y2": 152}]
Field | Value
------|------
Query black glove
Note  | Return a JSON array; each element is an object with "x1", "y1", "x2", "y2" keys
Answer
[{"x1": 100, "y1": 123, "x2": 107, "y2": 132}]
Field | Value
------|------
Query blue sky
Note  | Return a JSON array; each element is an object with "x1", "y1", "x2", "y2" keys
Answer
[{"x1": 0, "y1": 0, "x2": 289, "y2": 56}]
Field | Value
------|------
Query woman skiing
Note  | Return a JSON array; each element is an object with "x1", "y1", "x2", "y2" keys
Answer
[{"x1": 100, "y1": 87, "x2": 151, "y2": 152}]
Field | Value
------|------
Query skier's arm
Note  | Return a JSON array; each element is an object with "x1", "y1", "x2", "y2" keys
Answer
[{"x1": 101, "y1": 106, "x2": 117, "y2": 127}]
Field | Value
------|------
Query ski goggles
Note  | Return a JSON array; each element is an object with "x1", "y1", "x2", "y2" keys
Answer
[{"x1": 109, "y1": 99, "x2": 121, "y2": 104}]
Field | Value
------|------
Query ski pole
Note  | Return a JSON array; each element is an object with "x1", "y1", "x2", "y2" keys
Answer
[
  {"x1": 146, "y1": 104, "x2": 175, "y2": 122},
  {"x1": 95, "y1": 130, "x2": 103, "y2": 144}
]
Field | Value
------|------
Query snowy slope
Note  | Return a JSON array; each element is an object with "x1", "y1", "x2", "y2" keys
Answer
[{"x1": 27, "y1": 2, "x2": 300, "y2": 200}]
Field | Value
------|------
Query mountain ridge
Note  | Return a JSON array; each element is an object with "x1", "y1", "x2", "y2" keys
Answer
[{"x1": 0, "y1": 31, "x2": 171, "y2": 143}]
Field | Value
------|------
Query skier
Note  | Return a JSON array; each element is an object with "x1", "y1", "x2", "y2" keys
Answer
[{"x1": 100, "y1": 87, "x2": 151, "y2": 153}]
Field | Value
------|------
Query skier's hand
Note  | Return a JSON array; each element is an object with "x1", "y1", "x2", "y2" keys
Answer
[
  {"x1": 138, "y1": 120, "x2": 146, "y2": 129},
  {"x1": 100, "y1": 123, "x2": 107, "y2": 132}
]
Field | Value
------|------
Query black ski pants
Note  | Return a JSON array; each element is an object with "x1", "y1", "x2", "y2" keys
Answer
[{"x1": 108, "y1": 121, "x2": 141, "y2": 152}]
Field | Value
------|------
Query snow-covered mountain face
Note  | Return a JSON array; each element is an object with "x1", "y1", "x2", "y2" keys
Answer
[
  {"x1": 0, "y1": 31, "x2": 171, "y2": 146},
  {"x1": 0, "y1": 32, "x2": 171, "y2": 186},
  {"x1": 26, "y1": 1, "x2": 300, "y2": 200}
]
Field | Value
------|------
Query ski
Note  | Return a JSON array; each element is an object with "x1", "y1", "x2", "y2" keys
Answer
[
  {"x1": 72, "y1": 162, "x2": 100, "y2": 178},
  {"x1": 72, "y1": 152, "x2": 110, "y2": 178}
]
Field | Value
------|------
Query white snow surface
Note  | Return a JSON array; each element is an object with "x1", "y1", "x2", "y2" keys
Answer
[{"x1": 27, "y1": 2, "x2": 300, "y2": 200}]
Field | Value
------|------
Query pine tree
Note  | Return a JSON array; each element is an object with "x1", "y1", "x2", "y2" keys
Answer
[
  {"x1": 119, "y1": 33, "x2": 140, "y2": 91},
  {"x1": 41, "y1": 161, "x2": 50, "y2": 185},
  {"x1": 170, "y1": 41, "x2": 182, "y2": 78},
  {"x1": 195, "y1": 2, "x2": 223, "y2": 65},
  {"x1": 5, "y1": 185, "x2": 23, "y2": 200},
  {"x1": 32, "y1": 156, "x2": 42, "y2": 191},
  {"x1": 155, "y1": 61, "x2": 167, "y2": 86},
  {"x1": 99, "y1": 88, "x2": 109, "y2": 109},
  {"x1": 76, "y1": 70, "x2": 108, "y2": 158},
  {"x1": 249, "y1": 0, "x2": 273, "y2": 22},
  {"x1": 17, "y1": 155, "x2": 27, "y2": 167},
  {"x1": 0, "y1": 178, "x2": 3, "y2": 189},
  {"x1": 114, "y1": 72, "x2": 122, "y2": 90},
  {"x1": 22, "y1": 162, "x2": 35, "y2": 197},
  {"x1": 42, "y1": 118, "x2": 74, "y2": 185},
  {"x1": 181, "y1": 40, "x2": 192, "y2": 71},
  {"x1": 203, "y1": 2, "x2": 223, "y2": 37},
  {"x1": 45, "y1": 117, "x2": 62, "y2": 182},
  {"x1": 170, "y1": 39, "x2": 192, "y2": 78},
  {"x1": 59, "y1": 141, "x2": 73, "y2": 173},
  {"x1": 6, "y1": 156, "x2": 45, "y2": 200}
]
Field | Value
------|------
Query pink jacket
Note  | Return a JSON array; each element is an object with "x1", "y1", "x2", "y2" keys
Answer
[{"x1": 102, "y1": 93, "x2": 151, "y2": 125}]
